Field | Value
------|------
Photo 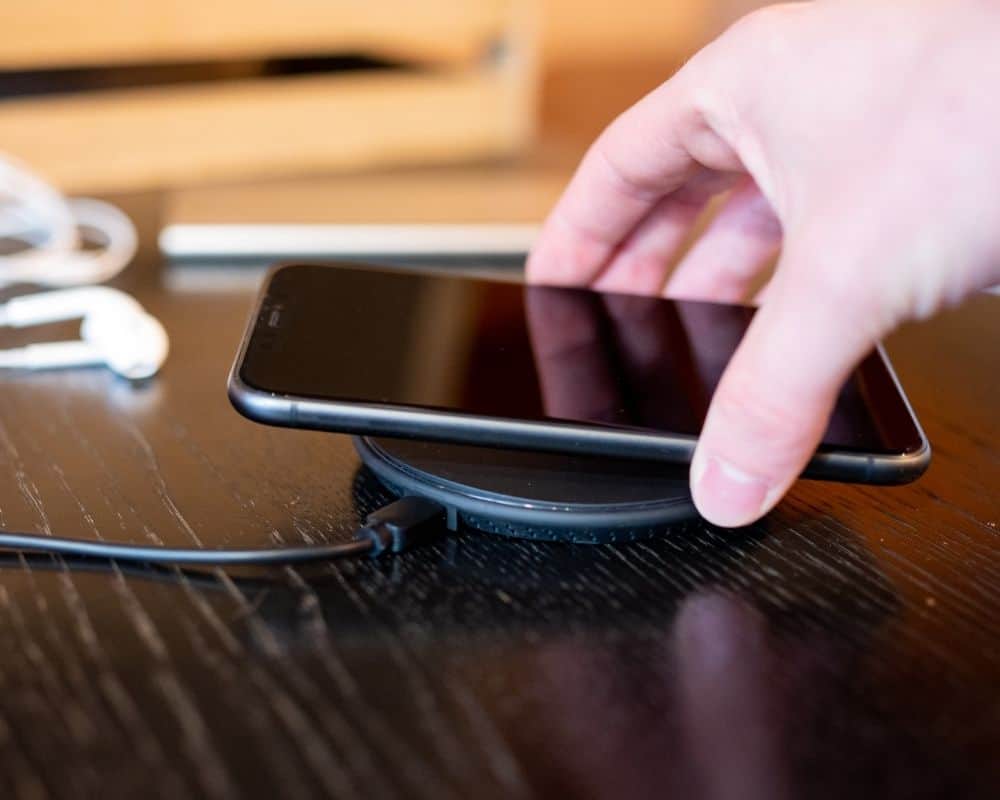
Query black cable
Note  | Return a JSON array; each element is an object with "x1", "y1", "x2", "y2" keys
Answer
[
  {"x1": 0, "y1": 533, "x2": 373, "y2": 565},
  {"x1": 0, "y1": 496, "x2": 446, "y2": 566},
  {"x1": 0, "y1": 552, "x2": 280, "y2": 591}
]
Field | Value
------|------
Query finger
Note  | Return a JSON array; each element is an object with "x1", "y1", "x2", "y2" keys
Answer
[
  {"x1": 526, "y1": 63, "x2": 744, "y2": 288},
  {"x1": 689, "y1": 237, "x2": 888, "y2": 527},
  {"x1": 665, "y1": 177, "x2": 782, "y2": 303},
  {"x1": 524, "y1": 286, "x2": 622, "y2": 423},
  {"x1": 751, "y1": 278, "x2": 774, "y2": 306},
  {"x1": 589, "y1": 191, "x2": 706, "y2": 295},
  {"x1": 593, "y1": 171, "x2": 739, "y2": 294}
]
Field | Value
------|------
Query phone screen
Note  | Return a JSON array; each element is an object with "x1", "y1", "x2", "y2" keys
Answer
[{"x1": 239, "y1": 263, "x2": 925, "y2": 457}]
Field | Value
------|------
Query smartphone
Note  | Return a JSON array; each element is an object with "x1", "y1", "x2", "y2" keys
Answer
[{"x1": 229, "y1": 262, "x2": 930, "y2": 484}]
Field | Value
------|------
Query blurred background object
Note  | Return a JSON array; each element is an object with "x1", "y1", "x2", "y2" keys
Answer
[
  {"x1": 0, "y1": 0, "x2": 538, "y2": 192},
  {"x1": 0, "y1": 0, "x2": 768, "y2": 194},
  {"x1": 541, "y1": 0, "x2": 749, "y2": 65}
]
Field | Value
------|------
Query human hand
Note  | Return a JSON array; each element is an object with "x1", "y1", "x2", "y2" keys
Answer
[{"x1": 527, "y1": 0, "x2": 1000, "y2": 526}]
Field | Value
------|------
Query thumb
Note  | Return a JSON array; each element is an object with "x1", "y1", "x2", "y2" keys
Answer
[{"x1": 690, "y1": 242, "x2": 886, "y2": 527}]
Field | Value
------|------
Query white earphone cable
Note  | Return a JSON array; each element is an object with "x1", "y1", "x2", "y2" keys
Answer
[
  {"x1": 0, "y1": 154, "x2": 137, "y2": 287},
  {"x1": 0, "y1": 155, "x2": 164, "y2": 379}
]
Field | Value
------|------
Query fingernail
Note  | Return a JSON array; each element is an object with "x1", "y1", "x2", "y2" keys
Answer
[{"x1": 691, "y1": 454, "x2": 770, "y2": 528}]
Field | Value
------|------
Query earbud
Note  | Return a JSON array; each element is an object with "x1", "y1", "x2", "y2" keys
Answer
[
  {"x1": 78, "y1": 297, "x2": 169, "y2": 380},
  {"x1": 0, "y1": 286, "x2": 168, "y2": 380}
]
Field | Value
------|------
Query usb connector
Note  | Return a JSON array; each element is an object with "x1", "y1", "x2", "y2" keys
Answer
[{"x1": 354, "y1": 496, "x2": 447, "y2": 557}]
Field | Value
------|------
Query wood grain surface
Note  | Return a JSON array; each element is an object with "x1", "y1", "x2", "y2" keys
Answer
[{"x1": 0, "y1": 191, "x2": 997, "y2": 800}]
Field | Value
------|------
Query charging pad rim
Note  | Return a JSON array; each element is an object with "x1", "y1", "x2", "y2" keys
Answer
[{"x1": 354, "y1": 436, "x2": 699, "y2": 544}]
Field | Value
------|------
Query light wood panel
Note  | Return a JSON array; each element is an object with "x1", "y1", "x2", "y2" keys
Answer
[
  {"x1": 0, "y1": 0, "x2": 516, "y2": 69},
  {"x1": 0, "y1": 68, "x2": 533, "y2": 192},
  {"x1": 0, "y1": 1, "x2": 539, "y2": 192}
]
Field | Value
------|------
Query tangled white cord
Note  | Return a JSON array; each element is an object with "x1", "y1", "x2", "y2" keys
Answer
[{"x1": 0, "y1": 154, "x2": 137, "y2": 287}]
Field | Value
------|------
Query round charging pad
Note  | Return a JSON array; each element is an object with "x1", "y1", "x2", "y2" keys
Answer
[{"x1": 353, "y1": 437, "x2": 699, "y2": 544}]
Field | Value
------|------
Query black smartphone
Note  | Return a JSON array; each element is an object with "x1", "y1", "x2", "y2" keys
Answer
[{"x1": 229, "y1": 262, "x2": 930, "y2": 483}]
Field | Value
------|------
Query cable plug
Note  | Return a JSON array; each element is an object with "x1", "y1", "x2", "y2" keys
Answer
[{"x1": 354, "y1": 496, "x2": 447, "y2": 557}]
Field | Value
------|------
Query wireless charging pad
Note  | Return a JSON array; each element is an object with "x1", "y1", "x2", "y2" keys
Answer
[{"x1": 353, "y1": 437, "x2": 699, "y2": 544}]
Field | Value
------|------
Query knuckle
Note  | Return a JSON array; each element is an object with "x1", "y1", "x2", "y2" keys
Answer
[{"x1": 592, "y1": 137, "x2": 662, "y2": 204}]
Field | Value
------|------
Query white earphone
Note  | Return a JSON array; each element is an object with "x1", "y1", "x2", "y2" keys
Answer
[
  {"x1": 0, "y1": 286, "x2": 169, "y2": 380},
  {"x1": 0, "y1": 154, "x2": 167, "y2": 380}
]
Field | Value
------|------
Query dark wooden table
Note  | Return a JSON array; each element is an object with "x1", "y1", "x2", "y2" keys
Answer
[{"x1": 0, "y1": 191, "x2": 997, "y2": 800}]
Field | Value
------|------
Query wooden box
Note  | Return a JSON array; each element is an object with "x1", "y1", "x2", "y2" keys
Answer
[{"x1": 0, "y1": 1, "x2": 538, "y2": 192}]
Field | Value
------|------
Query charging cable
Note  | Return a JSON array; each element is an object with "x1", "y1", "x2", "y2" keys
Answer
[
  {"x1": 0, "y1": 157, "x2": 444, "y2": 563},
  {"x1": 0, "y1": 496, "x2": 447, "y2": 566},
  {"x1": 0, "y1": 157, "x2": 441, "y2": 563}
]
